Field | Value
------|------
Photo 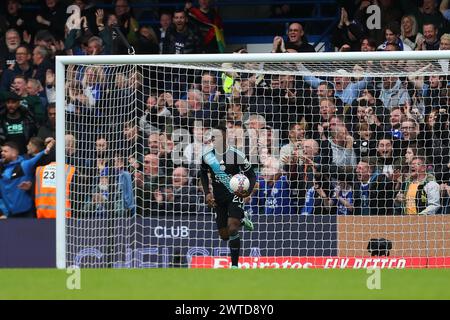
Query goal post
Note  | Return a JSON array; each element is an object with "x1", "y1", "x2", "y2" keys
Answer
[
  {"x1": 56, "y1": 58, "x2": 66, "y2": 269},
  {"x1": 56, "y1": 51, "x2": 450, "y2": 269}
]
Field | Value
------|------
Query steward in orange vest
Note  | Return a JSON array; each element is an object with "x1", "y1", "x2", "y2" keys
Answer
[{"x1": 35, "y1": 162, "x2": 75, "y2": 218}]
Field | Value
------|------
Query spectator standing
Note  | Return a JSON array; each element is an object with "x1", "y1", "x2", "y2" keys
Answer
[
  {"x1": 400, "y1": 0, "x2": 447, "y2": 33},
  {"x1": 114, "y1": 0, "x2": 139, "y2": 51},
  {"x1": 36, "y1": 0, "x2": 68, "y2": 41},
  {"x1": 320, "y1": 124, "x2": 357, "y2": 174},
  {"x1": 5, "y1": 0, "x2": 34, "y2": 36},
  {"x1": 272, "y1": 22, "x2": 315, "y2": 53},
  {"x1": 135, "y1": 153, "x2": 163, "y2": 215},
  {"x1": 172, "y1": 90, "x2": 202, "y2": 130},
  {"x1": 279, "y1": 122, "x2": 306, "y2": 166},
  {"x1": 4, "y1": 75, "x2": 44, "y2": 125},
  {"x1": 0, "y1": 44, "x2": 32, "y2": 91},
  {"x1": 404, "y1": 143, "x2": 425, "y2": 171},
  {"x1": 440, "y1": 33, "x2": 450, "y2": 49},
  {"x1": 199, "y1": 71, "x2": 223, "y2": 103},
  {"x1": 139, "y1": 92, "x2": 172, "y2": 136},
  {"x1": 83, "y1": 168, "x2": 115, "y2": 216},
  {"x1": 72, "y1": 0, "x2": 98, "y2": 35},
  {"x1": 31, "y1": 29, "x2": 64, "y2": 59},
  {"x1": 24, "y1": 77, "x2": 46, "y2": 125},
  {"x1": 244, "y1": 114, "x2": 269, "y2": 167},
  {"x1": 0, "y1": 140, "x2": 54, "y2": 218},
  {"x1": 378, "y1": 76, "x2": 411, "y2": 109},
  {"x1": 93, "y1": 9, "x2": 115, "y2": 55},
  {"x1": 0, "y1": 29, "x2": 21, "y2": 72},
  {"x1": 301, "y1": 172, "x2": 335, "y2": 215},
  {"x1": 332, "y1": 7, "x2": 366, "y2": 52},
  {"x1": 400, "y1": 15, "x2": 424, "y2": 50},
  {"x1": 396, "y1": 156, "x2": 441, "y2": 215},
  {"x1": 423, "y1": 110, "x2": 450, "y2": 183},
  {"x1": 158, "y1": 132, "x2": 175, "y2": 180},
  {"x1": 146, "y1": 132, "x2": 161, "y2": 156},
  {"x1": 26, "y1": 136, "x2": 44, "y2": 158},
  {"x1": 65, "y1": 134, "x2": 79, "y2": 167},
  {"x1": 85, "y1": 36, "x2": 104, "y2": 56},
  {"x1": 417, "y1": 23, "x2": 440, "y2": 50},
  {"x1": 27, "y1": 135, "x2": 53, "y2": 167},
  {"x1": 35, "y1": 159, "x2": 75, "y2": 219},
  {"x1": 284, "y1": 21, "x2": 315, "y2": 52},
  {"x1": 136, "y1": 25, "x2": 159, "y2": 54},
  {"x1": 153, "y1": 166, "x2": 198, "y2": 213},
  {"x1": 400, "y1": 118, "x2": 423, "y2": 149},
  {"x1": 85, "y1": 136, "x2": 111, "y2": 178},
  {"x1": 27, "y1": 77, "x2": 47, "y2": 106},
  {"x1": 378, "y1": 21, "x2": 413, "y2": 51},
  {"x1": 162, "y1": 9, "x2": 202, "y2": 54},
  {"x1": 330, "y1": 173, "x2": 354, "y2": 215},
  {"x1": 196, "y1": 72, "x2": 227, "y2": 126},
  {"x1": 353, "y1": 0, "x2": 403, "y2": 44},
  {"x1": 80, "y1": 66, "x2": 104, "y2": 110},
  {"x1": 354, "y1": 158, "x2": 395, "y2": 215},
  {"x1": 119, "y1": 122, "x2": 143, "y2": 175},
  {"x1": 157, "y1": 11, "x2": 172, "y2": 53},
  {"x1": 0, "y1": 91, "x2": 37, "y2": 154},
  {"x1": 384, "y1": 107, "x2": 406, "y2": 140},
  {"x1": 31, "y1": 46, "x2": 53, "y2": 89},
  {"x1": 302, "y1": 68, "x2": 371, "y2": 106},
  {"x1": 282, "y1": 139, "x2": 320, "y2": 213},
  {"x1": 441, "y1": 0, "x2": 450, "y2": 21},
  {"x1": 352, "y1": 122, "x2": 377, "y2": 162},
  {"x1": 111, "y1": 153, "x2": 134, "y2": 215},
  {"x1": 375, "y1": 137, "x2": 400, "y2": 178},
  {"x1": 186, "y1": 0, "x2": 225, "y2": 53},
  {"x1": 183, "y1": 124, "x2": 209, "y2": 166},
  {"x1": 261, "y1": 157, "x2": 293, "y2": 214}
]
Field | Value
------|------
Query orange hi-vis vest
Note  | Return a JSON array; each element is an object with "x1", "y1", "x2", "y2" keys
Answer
[{"x1": 35, "y1": 162, "x2": 75, "y2": 219}]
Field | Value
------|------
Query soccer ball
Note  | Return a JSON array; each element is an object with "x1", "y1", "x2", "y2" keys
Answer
[{"x1": 230, "y1": 174, "x2": 250, "y2": 193}]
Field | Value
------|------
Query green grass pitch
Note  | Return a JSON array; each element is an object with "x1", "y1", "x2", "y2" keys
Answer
[{"x1": 1, "y1": 269, "x2": 450, "y2": 300}]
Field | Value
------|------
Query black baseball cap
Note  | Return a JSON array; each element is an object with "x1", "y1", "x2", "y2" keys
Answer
[{"x1": 4, "y1": 92, "x2": 22, "y2": 101}]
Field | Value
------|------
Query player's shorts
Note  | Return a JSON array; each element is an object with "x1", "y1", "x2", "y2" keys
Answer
[{"x1": 214, "y1": 194, "x2": 245, "y2": 230}]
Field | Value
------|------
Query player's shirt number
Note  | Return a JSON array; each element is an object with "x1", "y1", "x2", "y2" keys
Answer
[{"x1": 232, "y1": 195, "x2": 244, "y2": 208}]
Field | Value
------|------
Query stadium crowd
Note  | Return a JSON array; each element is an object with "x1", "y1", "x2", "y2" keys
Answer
[{"x1": 0, "y1": 0, "x2": 450, "y2": 219}]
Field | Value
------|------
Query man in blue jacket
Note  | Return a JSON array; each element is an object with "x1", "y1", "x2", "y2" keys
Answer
[
  {"x1": 262, "y1": 157, "x2": 293, "y2": 214},
  {"x1": 0, "y1": 139, "x2": 54, "y2": 218}
]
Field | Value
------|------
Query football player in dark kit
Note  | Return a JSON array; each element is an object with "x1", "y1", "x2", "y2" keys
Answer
[{"x1": 200, "y1": 125, "x2": 256, "y2": 269}]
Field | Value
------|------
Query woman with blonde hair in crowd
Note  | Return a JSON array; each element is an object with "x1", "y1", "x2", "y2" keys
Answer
[
  {"x1": 400, "y1": 15, "x2": 424, "y2": 51},
  {"x1": 439, "y1": 33, "x2": 450, "y2": 50}
]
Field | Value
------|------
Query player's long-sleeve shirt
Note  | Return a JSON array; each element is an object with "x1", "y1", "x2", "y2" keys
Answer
[
  {"x1": 200, "y1": 146, "x2": 256, "y2": 199},
  {"x1": 0, "y1": 150, "x2": 46, "y2": 216}
]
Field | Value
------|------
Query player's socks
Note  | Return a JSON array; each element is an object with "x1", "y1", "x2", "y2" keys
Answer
[{"x1": 229, "y1": 232, "x2": 240, "y2": 267}]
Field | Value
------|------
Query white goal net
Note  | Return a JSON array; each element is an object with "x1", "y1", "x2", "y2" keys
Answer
[{"x1": 56, "y1": 52, "x2": 450, "y2": 269}]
